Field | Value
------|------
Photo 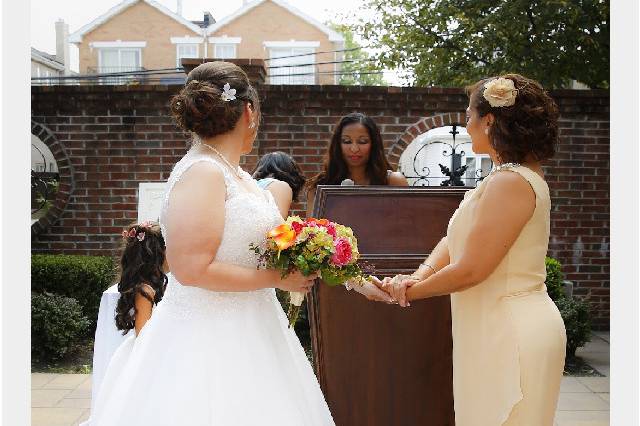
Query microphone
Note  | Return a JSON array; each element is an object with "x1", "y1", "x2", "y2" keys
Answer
[{"x1": 340, "y1": 179, "x2": 354, "y2": 186}]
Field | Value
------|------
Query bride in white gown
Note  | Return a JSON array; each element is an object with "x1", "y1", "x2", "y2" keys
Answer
[{"x1": 86, "y1": 62, "x2": 335, "y2": 426}]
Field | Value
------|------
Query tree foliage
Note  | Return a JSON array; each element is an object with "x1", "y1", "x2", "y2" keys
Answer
[
  {"x1": 330, "y1": 23, "x2": 387, "y2": 86},
  {"x1": 355, "y1": 0, "x2": 609, "y2": 88}
]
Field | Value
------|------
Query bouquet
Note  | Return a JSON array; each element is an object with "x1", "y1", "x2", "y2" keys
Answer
[{"x1": 251, "y1": 216, "x2": 370, "y2": 327}]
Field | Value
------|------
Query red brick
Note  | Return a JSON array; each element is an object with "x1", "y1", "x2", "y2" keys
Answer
[{"x1": 32, "y1": 84, "x2": 611, "y2": 327}]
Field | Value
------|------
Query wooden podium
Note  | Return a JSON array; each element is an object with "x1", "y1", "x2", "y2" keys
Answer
[{"x1": 308, "y1": 186, "x2": 467, "y2": 426}]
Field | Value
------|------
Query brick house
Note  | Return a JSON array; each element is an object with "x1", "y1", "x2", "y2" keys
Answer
[{"x1": 68, "y1": 0, "x2": 344, "y2": 84}]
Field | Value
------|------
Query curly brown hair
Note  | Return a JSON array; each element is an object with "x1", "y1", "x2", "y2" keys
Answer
[
  {"x1": 115, "y1": 222, "x2": 167, "y2": 334},
  {"x1": 466, "y1": 73, "x2": 559, "y2": 164},
  {"x1": 170, "y1": 61, "x2": 260, "y2": 139}
]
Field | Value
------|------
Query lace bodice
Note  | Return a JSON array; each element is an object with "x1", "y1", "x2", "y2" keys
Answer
[{"x1": 158, "y1": 149, "x2": 284, "y2": 317}]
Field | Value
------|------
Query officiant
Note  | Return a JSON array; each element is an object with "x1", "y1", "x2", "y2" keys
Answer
[{"x1": 305, "y1": 112, "x2": 408, "y2": 216}]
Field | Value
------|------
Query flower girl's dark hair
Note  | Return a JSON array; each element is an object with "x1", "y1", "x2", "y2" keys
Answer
[{"x1": 114, "y1": 221, "x2": 167, "y2": 334}]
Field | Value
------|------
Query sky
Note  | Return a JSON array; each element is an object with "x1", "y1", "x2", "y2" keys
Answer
[{"x1": 31, "y1": 0, "x2": 368, "y2": 73}]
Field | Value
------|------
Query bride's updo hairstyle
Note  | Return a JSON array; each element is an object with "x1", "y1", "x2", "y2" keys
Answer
[
  {"x1": 170, "y1": 61, "x2": 260, "y2": 138},
  {"x1": 466, "y1": 73, "x2": 559, "y2": 164}
]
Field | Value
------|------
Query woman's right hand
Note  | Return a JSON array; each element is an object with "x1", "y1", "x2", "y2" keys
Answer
[{"x1": 274, "y1": 270, "x2": 318, "y2": 293}]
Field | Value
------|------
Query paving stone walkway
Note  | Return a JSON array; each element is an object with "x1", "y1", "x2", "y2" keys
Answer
[{"x1": 31, "y1": 332, "x2": 610, "y2": 426}]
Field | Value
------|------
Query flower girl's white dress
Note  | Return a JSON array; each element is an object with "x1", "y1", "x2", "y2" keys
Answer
[{"x1": 85, "y1": 151, "x2": 334, "y2": 425}]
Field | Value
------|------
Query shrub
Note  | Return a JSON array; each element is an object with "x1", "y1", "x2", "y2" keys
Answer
[
  {"x1": 31, "y1": 255, "x2": 116, "y2": 329},
  {"x1": 555, "y1": 297, "x2": 592, "y2": 358},
  {"x1": 545, "y1": 256, "x2": 592, "y2": 357},
  {"x1": 31, "y1": 292, "x2": 90, "y2": 362},
  {"x1": 545, "y1": 257, "x2": 565, "y2": 302}
]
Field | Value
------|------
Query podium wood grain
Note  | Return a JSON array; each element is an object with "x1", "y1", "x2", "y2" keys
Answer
[{"x1": 309, "y1": 186, "x2": 467, "y2": 426}]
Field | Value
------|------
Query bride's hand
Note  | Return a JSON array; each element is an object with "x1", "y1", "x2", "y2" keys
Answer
[
  {"x1": 352, "y1": 277, "x2": 396, "y2": 303},
  {"x1": 275, "y1": 271, "x2": 318, "y2": 293},
  {"x1": 382, "y1": 274, "x2": 419, "y2": 307}
]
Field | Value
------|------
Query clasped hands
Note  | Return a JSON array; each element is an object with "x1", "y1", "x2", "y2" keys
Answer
[{"x1": 356, "y1": 274, "x2": 420, "y2": 307}]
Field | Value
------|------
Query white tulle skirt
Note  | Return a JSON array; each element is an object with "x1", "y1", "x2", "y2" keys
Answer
[{"x1": 83, "y1": 282, "x2": 334, "y2": 426}]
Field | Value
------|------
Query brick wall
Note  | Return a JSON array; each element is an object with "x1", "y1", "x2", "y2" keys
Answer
[{"x1": 31, "y1": 84, "x2": 610, "y2": 329}]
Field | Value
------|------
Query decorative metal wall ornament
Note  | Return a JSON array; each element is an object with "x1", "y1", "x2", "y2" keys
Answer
[
  {"x1": 31, "y1": 142, "x2": 59, "y2": 215},
  {"x1": 400, "y1": 124, "x2": 493, "y2": 187}
]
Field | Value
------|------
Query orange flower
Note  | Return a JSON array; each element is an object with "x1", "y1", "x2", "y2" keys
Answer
[
  {"x1": 267, "y1": 223, "x2": 297, "y2": 251},
  {"x1": 306, "y1": 218, "x2": 329, "y2": 226}
]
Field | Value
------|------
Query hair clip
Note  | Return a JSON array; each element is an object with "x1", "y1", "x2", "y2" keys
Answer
[
  {"x1": 221, "y1": 83, "x2": 237, "y2": 102},
  {"x1": 483, "y1": 77, "x2": 518, "y2": 108}
]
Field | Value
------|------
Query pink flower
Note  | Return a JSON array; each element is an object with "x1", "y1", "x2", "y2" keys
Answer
[
  {"x1": 136, "y1": 232, "x2": 146, "y2": 242},
  {"x1": 304, "y1": 218, "x2": 336, "y2": 237},
  {"x1": 128, "y1": 229, "x2": 137, "y2": 238},
  {"x1": 325, "y1": 222, "x2": 337, "y2": 238},
  {"x1": 291, "y1": 221, "x2": 304, "y2": 235},
  {"x1": 330, "y1": 238, "x2": 353, "y2": 266}
]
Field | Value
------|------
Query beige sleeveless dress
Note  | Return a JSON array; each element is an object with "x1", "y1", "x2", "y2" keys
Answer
[{"x1": 447, "y1": 164, "x2": 566, "y2": 426}]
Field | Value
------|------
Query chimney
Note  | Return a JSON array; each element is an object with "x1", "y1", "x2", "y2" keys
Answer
[
  {"x1": 55, "y1": 19, "x2": 70, "y2": 75},
  {"x1": 176, "y1": 0, "x2": 182, "y2": 16},
  {"x1": 203, "y1": 11, "x2": 214, "y2": 26}
]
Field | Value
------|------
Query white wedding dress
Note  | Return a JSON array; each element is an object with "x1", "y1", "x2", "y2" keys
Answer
[{"x1": 85, "y1": 150, "x2": 334, "y2": 425}]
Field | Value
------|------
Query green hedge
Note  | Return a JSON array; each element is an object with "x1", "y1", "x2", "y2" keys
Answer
[
  {"x1": 31, "y1": 255, "x2": 116, "y2": 330},
  {"x1": 31, "y1": 292, "x2": 90, "y2": 362},
  {"x1": 555, "y1": 297, "x2": 592, "y2": 357},
  {"x1": 545, "y1": 256, "x2": 592, "y2": 357},
  {"x1": 545, "y1": 257, "x2": 565, "y2": 302}
]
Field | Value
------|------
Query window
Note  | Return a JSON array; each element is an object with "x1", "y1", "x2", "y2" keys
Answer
[
  {"x1": 98, "y1": 48, "x2": 141, "y2": 73},
  {"x1": 268, "y1": 47, "x2": 316, "y2": 85},
  {"x1": 176, "y1": 44, "x2": 199, "y2": 67},
  {"x1": 399, "y1": 126, "x2": 492, "y2": 187},
  {"x1": 463, "y1": 155, "x2": 493, "y2": 184},
  {"x1": 208, "y1": 36, "x2": 241, "y2": 59},
  {"x1": 214, "y1": 44, "x2": 237, "y2": 59}
]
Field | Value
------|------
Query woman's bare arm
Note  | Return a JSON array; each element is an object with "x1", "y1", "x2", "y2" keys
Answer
[
  {"x1": 398, "y1": 172, "x2": 536, "y2": 303},
  {"x1": 165, "y1": 162, "x2": 313, "y2": 293}
]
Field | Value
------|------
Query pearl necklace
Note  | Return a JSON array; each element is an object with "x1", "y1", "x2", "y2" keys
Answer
[
  {"x1": 199, "y1": 143, "x2": 244, "y2": 180},
  {"x1": 491, "y1": 162, "x2": 521, "y2": 174}
]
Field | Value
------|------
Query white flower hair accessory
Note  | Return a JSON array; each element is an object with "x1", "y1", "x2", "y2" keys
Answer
[
  {"x1": 221, "y1": 83, "x2": 237, "y2": 102},
  {"x1": 483, "y1": 77, "x2": 518, "y2": 107}
]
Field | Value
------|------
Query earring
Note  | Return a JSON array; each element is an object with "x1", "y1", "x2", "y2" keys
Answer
[
  {"x1": 249, "y1": 121, "x2": 256, "y2": 129},
  {"x1": 484, "y1": 128, "x2": 489, "y2": 135}
]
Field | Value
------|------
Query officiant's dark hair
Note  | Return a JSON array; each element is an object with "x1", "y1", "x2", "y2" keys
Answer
[
  {"x1": 252, "y1": 151, "x2": 306, "y2": 201},
  {"x1": 466, "y1": 73, "x2": 559, "y2": 164},
  {"x1": 170, "y1": 61, "x2": 260, "y2": 139},
  {"x1": 306, "y1": 113, "x2": 391, "y2": 191},
  {"x1": 114, "y1": 222, "x2": 167, "y2": 334}
]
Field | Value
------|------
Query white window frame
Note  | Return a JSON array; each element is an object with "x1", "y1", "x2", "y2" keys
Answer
[
  {"x1": 170, "y1": 37, "x2": 204, "y2": 67},
  {"x1": 90, "y1": 41, "x2": 147, "y2": 49},
  {"x1": 97, "y1": 48, "x2": 143, "y2": 72},
  {"x1": 462, "y1": 153, "x2": 492, "y2": 185},
  {"x1": 265, "y1": 41, "x2": 319, "y2": 85},
  {"x1": 175, "y1": 44, "x2": 199, "y2": 67},
  {"x1": 208, "y1": 36, "x2": 241, "y2": 59},
  {"x1": 213, "y1": 44, "x2": 237, "y2": 59}
]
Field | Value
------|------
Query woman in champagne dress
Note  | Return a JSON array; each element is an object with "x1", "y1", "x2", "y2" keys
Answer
[{"x1": 384, "y1": 74, "x2": 566, "y2": 425}]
